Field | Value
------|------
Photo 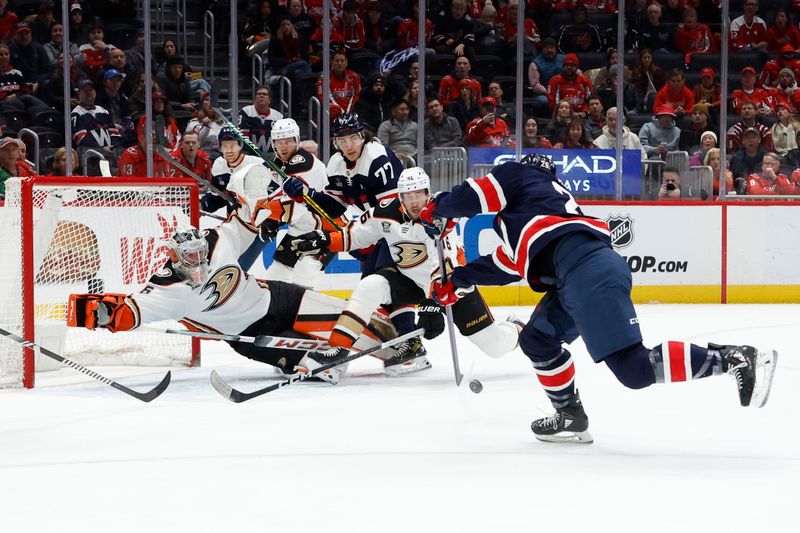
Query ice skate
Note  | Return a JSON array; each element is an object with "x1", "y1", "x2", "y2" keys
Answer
[
  {"x1": 531, "y1": 390, "x2": 593, "y2": 444},
  {"x1": 505, "y1": 315, "x2": 526, "y2": 333},
  {"x1": 712, "y1": 344, "x2": 778, "y2": 408},
  {"x1": 296, "y1": 347, "x2": 350, "y2": 385},
  {"x1": 383, "y1": 336, "x2": 431, "y2": 376}
]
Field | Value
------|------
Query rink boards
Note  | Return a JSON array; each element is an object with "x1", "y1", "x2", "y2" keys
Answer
[{"x1": 240, "y1": 201, "x2": 800, "y2": 305}]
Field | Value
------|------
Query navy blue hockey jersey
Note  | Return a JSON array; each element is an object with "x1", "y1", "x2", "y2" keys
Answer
[
  {"x1": 433, "y1": 161, "x2": 611, "y2": 290},
  {"x1": 71, "y1": 104, "x2": 122, "y2": 148},
  {"x1": 236, "y1": 105, "x2": 283, "y2": 155}
]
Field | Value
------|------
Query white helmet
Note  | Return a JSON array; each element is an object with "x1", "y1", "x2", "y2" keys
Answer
[
  {"x1": 270, "y1": 118, "x2": 300, "y2": 148},
  {"x1": 397, "y1": 167, "x2": 430, "y2": 194},
  {"x1": 167, "y1": 226, "x2": 209, "y2": 287}
]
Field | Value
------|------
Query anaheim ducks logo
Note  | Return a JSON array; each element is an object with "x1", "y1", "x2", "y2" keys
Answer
[
  {"x1": 391, "y1": 241, "x2": 428, "y2": 269},
  {"x1": 200, "y1": 266, "x2": 241, "y2": 312}
]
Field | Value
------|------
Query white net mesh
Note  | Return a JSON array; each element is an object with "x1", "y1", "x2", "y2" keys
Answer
[{"x1": 0, "y1": 178, "x2": 199, "y2": 388}]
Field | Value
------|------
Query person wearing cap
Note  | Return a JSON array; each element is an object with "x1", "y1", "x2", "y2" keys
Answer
[
  {"x1": 638, "y1": 3, "x2": 674, "y2": 53},
  {"x1": 729, "y1": 127, "x2": 767, "y2": 194},
  {"x1": 594, "y1": 107, "x2": 647, "y2": 160},
  {"x1": 730, "y1": 0, "x2": 768, "y2": 52},
  {"x1": 765, "y1": 9, "x2": 800, "y2": 54},
  {"x1": 556, "y1": 4, "x2": 602, "y2": 54},
  {"x1": 745, "y1": 152, "x2": 798, "y2": 195},
  {"x1": 68, "y1": 3, "x2": 89, "y2": 45},
  {"x1": 438, "y1": 56, "x2": 482, "y2": 109},
  {"x1": 638, "y1": 103, "x2": 681, "y2": 158},
  {"x1": 680, "y1": 102, "x2": 717, "y2": 151},
  {"x1": 674, "y1": 7, "x2": 716, "y2": 60},
  {"x1": 547, "y1": 53, "x2": 594, "y2": 116},
  {"x1": 731, "y1": 67, "x2": 773, "y2": 116},
  {"x1": 432, "y1": 0, "x2": 476, "y2": 61},
  {"x1": 95, "y1": 68, "x2": 130, "y2": 127},
  {"x1": 354, "y1": 74, "x2": 392, "y2": 134},
  {"x1": 692, "y1": 67, "x2": 721, "y2": 114},
  {"x1": 377, "y1": 99, "x2": 418, "y2": 159},
  {"x1": 43, "y1": 22, "x2": 80, "y2": 66},
  {"x1": 465, "y1": 96, "x2": 514, "y2": 148},
  {"x1": 71, "y1": 78, "x2": 122, "y2": 159},
  {"x1": 688, "y1": 130, "x2": 718, "y2": 166},
  {"x1": 0, "y1": 42, "x2": 50, "y2": 114},
  {"x1": 770, "y1": 102, "x2": 800, "y2": 168},
  {"x1": 445, "y1": 78, "x2": 481, "y2": 131},
  {"x1": 9, "y1": 21, "x2": 50, "y2": 83},
  {"x1": 0, "y1": 136, "x2": 36, "y2": 196},
  {"x1": 653, "y1": 69, "x2": 695, "y2": 117},
  {"x1": 758, "y1": 44, "x2": 800, "y2": 90},
  {"x1": 157, "y1": 55, "x2": 195, "y2": 111}
]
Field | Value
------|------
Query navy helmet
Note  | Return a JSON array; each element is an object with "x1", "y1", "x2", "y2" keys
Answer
[
  {"x1": 332, "y1": 113, "x2": 364, "y2": 138},
  {"x1": 519, "y1": 153, "x2": 556, "y2": 176},
  {"x1": 218, "y1": 126, "x2": 242, "y2": 145}
]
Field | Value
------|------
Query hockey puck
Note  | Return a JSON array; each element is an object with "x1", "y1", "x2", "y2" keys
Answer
[{"x1": 469, "y1": 379, "x2": 483, "y2": 394}]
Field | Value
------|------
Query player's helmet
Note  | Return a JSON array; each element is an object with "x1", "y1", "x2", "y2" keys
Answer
[
  {"x1": 271, "y1": 118, "x2": 300, "y2": 142},
  {"x1": 398, "y1": 167, "x2": 430, "y2": 194},
  {"x1": 167, "y1": 226, "x2": 209, "y2": 287},
  {"x1": 218, "y1": 126, "x2": 242, "y2": 145},
  {"x1": 519, "y1": 153, "x2": 556, "y2": 175},
  {"x1": 332, "y1": 113, "x2": 364, "y2": 138}
]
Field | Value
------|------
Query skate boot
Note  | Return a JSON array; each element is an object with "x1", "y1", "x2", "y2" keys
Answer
[
  {"x1": 505, "y1": 315, "x2": 525, "y2": 333},
  {"x1": 383, "y1": 337, "x2": 431, "y2": 376},
  {"x1": 531, "y1": 390, "x2": 593, "y2": 444},
  {"x1": 296, "y1": 347, "x2": 350, "y2": 385},
  {"x1": 712, "y1": 343, "x2": 778, "y2": 408}
]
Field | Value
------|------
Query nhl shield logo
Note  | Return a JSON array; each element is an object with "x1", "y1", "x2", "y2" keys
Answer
[
  {"x1": 381, "y1": 221, "x2": 391, "y2": 233},
  {"x1": 606, "y1": 215, "x2": 634, "y2": 249}
]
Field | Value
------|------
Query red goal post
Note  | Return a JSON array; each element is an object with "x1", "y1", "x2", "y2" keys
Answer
[{"x1": 0, "y1": 177, "x2": 201, "y2": 389}]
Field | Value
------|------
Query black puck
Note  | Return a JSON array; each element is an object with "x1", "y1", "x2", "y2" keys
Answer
[{"x1": 469, "y1": 379, "x2": 483, "y2": 394}]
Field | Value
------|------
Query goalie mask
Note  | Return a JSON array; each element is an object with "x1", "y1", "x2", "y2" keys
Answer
[
  {"x1": 167, "y1": 226, "x2": 209, "y2": 287},
  {"x1": 397, "y1": 167, "x2": 430, "y2": 220}
]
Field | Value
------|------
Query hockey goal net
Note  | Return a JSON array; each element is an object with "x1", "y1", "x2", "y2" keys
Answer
[{"x1": 0, "y1": 177, "x2": 201, "y2": 389}]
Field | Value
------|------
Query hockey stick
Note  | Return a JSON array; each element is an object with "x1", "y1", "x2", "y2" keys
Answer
[
  {"x1": 138, "y1": 325, "x2": 332, "y2": 351},
  {"x1": 210, "y1": 328, "x2": 424, "y2": 403},
  {"x1": 435, "y1": 238, "x2": 464, "y2": 386},
  {"x1": 0, "y1": 326, "x2": 171, "y2": 402},
  {"x1": 201, "y1": 210, "x2": 227, "y2": 221},
  {"x1": 156, "y1": 145, "x2": 235, "y2": 206},
  {"x1": 211, "y1": 106, "x2": 342, "y2": 229}
]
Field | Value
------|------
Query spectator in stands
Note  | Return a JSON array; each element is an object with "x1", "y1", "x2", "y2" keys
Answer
[
  {"x1": 585, "y1": 96, "x2": 605, "y2": 139},
  {"x1": 335, "y1": 1, "x2": 366, "y2": 53},
  {"x1": 546, "y1": 99, "x2": 574, "y2": 143},
  {"x1": 155, "y1": 40, "x2": 177, "y2": 77},
  {"x1": 95, "y1": 68, "x2": 129, "y2": 129},
  {"x1": 758, "y1": 45, "x2": 800, "y2": 90},
  {"x1": 43, "y1": 22, "x2": 79, "y2": 67},
  {"x1": 474, "y1": 3, "x2": 504, "y2": 57},
  {"x1": 242, "y1": 0, "x2": 278, "y2": 58},
  {"x1": 162, "y1": 131, "x2": 212, "y2": 182},
  {"x1": 769, "y1": 69, "x2": 798, "y2": 110},
  {"x1": 286, "y1": 0, "x2": 317, "y2": 47},
  {"x1": 71, "y1": 78, "x2": 121, "y2": 157},
  {"x1": 106, "y1": 47, "x2": 137, "y2": 97},
  {"x1": 770, "y1": 102, "x2": 800, "y2": 169},
  {"x1": 521, "y1": 117, "x2": 553, "y2": 149},
  {"x1": 660, "y1": 0, "x2": 683, "y2": 24},
  {"x1": 0, "y1": 43, "x2": 50, "y2": 114},
  {"x1": 68, "y1": 3, "x2": 88, "y2": 45},
  {"x1": 299, "y1": 139, "x2": 318, "y2": 157},
  {"x1": 593, "y1": 107, "x2": 647, "y2": 159},
  {"x1": 49, "y1": 147, "x2": 80, "y2": 176},
  {"x1": 625, "y1": 0, "x2": 648, "y2": 33},
  {"x1": 727, "y1": 101, "x2": 773, "y2": 152},
  {"x1": 37, "y1": 51, "x2": 80, "y2": 109},
  {"x1": 432, "y1": 0, "x2": 476, "y2": 61},
  {"x1": 681, "y1": 102, "x2": 717, "y2": 151},
  {"x1": 0, "y1": 0, "x2": 18, "y2": 44},
  {"x1": 157, "y1": 56, "x2": 195, "y2": 112},
  {"x1": 693, "y1": 67, "x2": 721, "y2": 115},
  {"x1": 397, "y1": 1, "x2": 433, "y2": 51},
  {"x1": 729, "y1": 127, "x2": 767, "y2": 194},
  {"x1": 438, "y1": 56, "x2": 482, "y2": 109},
  {"x1": 639, "y1": 104, "x2": 681, "y2": 159},
  {"x1": 557, "y1": 5, "x2": 602, "y2": 54},
  {"x1": 316, "y1": 49, "x2": 359, "y2": 122},
  {"x1": 731, "y1": 67, "x2": 772, "y2": 116},
  {"x1": 187, "y1": 92, "x2": 224, "y2": 159},
  {"x1": 487, "y1": 81, "x2": 514, "y2": 129},
  {"x1": 445, "y1": 78, "x2": 480, "y2": 131},
  {"x1": 730, "y1": 0, "x2": 767, "y2": 53},
  {"x1": 354, "y1": 74, "x2": 392, "y2": 133},
  {"x1": 654, "y1": 69, "x2": 695, "y2": 118},
  {"x1": 554, "y1": 119, "x2": 595, "y2": 149},
  {"x1": 10, "y1": 22, "x2": 50, "y2": 83},
  {"x1": 238, "y1": 85, "x2": 283, "y2": 154},
  {"x1": 638, "y1": 3, "x2": 673, "y2": 53},
  {"x1": 124, "y1": 29, "x2": 146, "y2": 80},
  {"x1": 502, "y1": 0, "x2": 541, "y2": 59},
  {"x1": 364, "y1": 1, "x2": 392, "y2": 54},
  {"x1": 688, "y1": 131, "x2": 717, "y2": 166},
  {"x1": 585, "y1": 48, "x2": 630, "y2": 89},
  {"x1": 704, "y1": 147, "x2": 735, "y2": 197},
  {"x1": 603, "y1": 18, "x2": 640, "y2": 55},
  {"x1": 466, "y1": 96, "x2": 514, "y2": 147},
  {"x1": 657, "y1": 167, "x2": 681, "y2": 199},
  {"x1": 29, "y1": 2, "x2": 55, "y2": 44},
  {"x1": 765, "y1": 9, "x2": 800, "y2": 54},
  {"x1": 674, "y1": 7, "x2": 716, "y2": 61},
  {"x1": 135, "y1": 92, "x2": 180, "y2": 150},
  {"x1": 530, "y1": 37, "x2": 563, "y2": 89},
  {"x1": 403, "y1": 79, "x2": 420, "y2": 118},
  {"x1": 596, "y1": 64, "x2": 637, "y2": 113},
  {"x1": 15, "y1": 138, "x2": 32, "y2": 170},
  {"x1": 547, "y1": 53, "x2": 594, "y2": 116},
  {"x1": 77, "y1": 18, "x2": 114, "y2": 80},
  {"x1": 630, "y1": 48, "x2": 666, "y2": 113},
  {"x1": 118, "y1": 131, "x2": 165, "y2": 177},
  {"x1": 745, "y1": 152, "x2": 798, "y2": 195},
  {"x1": 377, "y1": 99, "x2": 418, "y2": 159},
  {"x1": 0, "y1": 137, "x2": 35, "y2": 193},
  {"x1": 424, "y1": 96, "x2": 464, "y2": 150},
  {"x1": 695, "y1": 0, "x2": 721, "y2": 24},
  {"x1": 269, "y1": 18, "x2": 313, "y2": 82}
]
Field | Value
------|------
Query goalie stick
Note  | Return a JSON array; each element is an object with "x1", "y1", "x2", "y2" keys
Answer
[
  {"x1": 138, "y1": 325, "x2": 332, "y2": 351},
  {"x1": 0, "y1": 326, "x2": 171, "y2": 402},
  {"x1": 210, "y1": 328, "x2": 424, "y2": 402},
  {"x1": 155, "y1": 145, "x2": 235, "y2": 206},
  {"x1": 210, "y1": 106, "x2": 342, "y2": 229}
]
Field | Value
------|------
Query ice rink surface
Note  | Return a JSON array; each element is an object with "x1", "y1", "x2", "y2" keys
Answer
[{"x1": 1, "y1": 304, "x2": 798, "y2": 533}]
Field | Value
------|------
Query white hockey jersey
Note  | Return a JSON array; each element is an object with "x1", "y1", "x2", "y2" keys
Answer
[{"x1": 335, "y1": 198, "x2": 462, "y2": 295}]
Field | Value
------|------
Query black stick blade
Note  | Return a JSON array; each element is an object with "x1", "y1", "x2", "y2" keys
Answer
[{"x1": 112, "y1": 371, "x2": 172, "y2": 403}]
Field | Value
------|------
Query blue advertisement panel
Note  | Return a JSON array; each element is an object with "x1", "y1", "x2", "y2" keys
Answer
[{"x1": 467, "y1": 148, "x2": 642, "y2": 196}]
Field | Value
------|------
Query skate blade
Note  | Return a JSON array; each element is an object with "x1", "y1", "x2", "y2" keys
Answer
[
  {"x1": 753, "y1": 350, "x2": 778, "y2": 408},
  {"x1": 384, "y1": 357, "x2": 432, "y2": 377},
  {"x1": 534, "y1": 430, "x2": 594, "y2": 444},
  {"x1": 295, "y1": 365, "x2": 341, "y2": 385}
]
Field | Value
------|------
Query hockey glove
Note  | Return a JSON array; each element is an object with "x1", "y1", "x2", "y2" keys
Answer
[
  {"x1": 283, "y1": 176, "x2": 309, "y2": 202},
  {"x1": 416, "y1": 299, "x2": 445, "y2": 340},
  {"x1": 432, "y1": 269, "x2": 475, "y2": 306},
  {"x1": 419, "y1": 195, "x2": 455, "y2": 239},
  {"x1": 290, "y1": 230, "x2": 331, "y2": 256},
  {"x1": 258, "y1": 217, "x2": 281, "y2": 243}
]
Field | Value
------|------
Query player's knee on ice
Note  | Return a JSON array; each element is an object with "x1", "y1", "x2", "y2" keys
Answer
[{"x1": 603, "y1": 343, "x2": 657, "y2": 389}]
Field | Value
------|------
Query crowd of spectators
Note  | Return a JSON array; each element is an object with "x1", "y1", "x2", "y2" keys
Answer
[{"x1": 1, "y1": 0, "x2": 800, "y2": 198}]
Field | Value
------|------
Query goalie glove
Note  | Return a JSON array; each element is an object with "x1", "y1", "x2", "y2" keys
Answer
[
  {"x1": 67, "y1": 294, "x2": 139, "y2": 333},
  {"x1": 289, "y1": 230, "x2": 331, "y2": 256},
  {"x1": 416, "y1": 299, "x2": 445, "y2": 340}
]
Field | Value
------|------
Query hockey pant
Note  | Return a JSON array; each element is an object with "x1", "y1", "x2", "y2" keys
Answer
[
  {"x1": 356, "y1": 240, "x2": 417, "y2": 336},
  {"x1": 263, "y1": 232, "x2": 335, "y2": 288},
  {"x1": 328, "y1": 267, "x2": 519, "y2": 358},
  {"x1": 519, "y1": 233, "x2": 725, "y2": 409}
]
